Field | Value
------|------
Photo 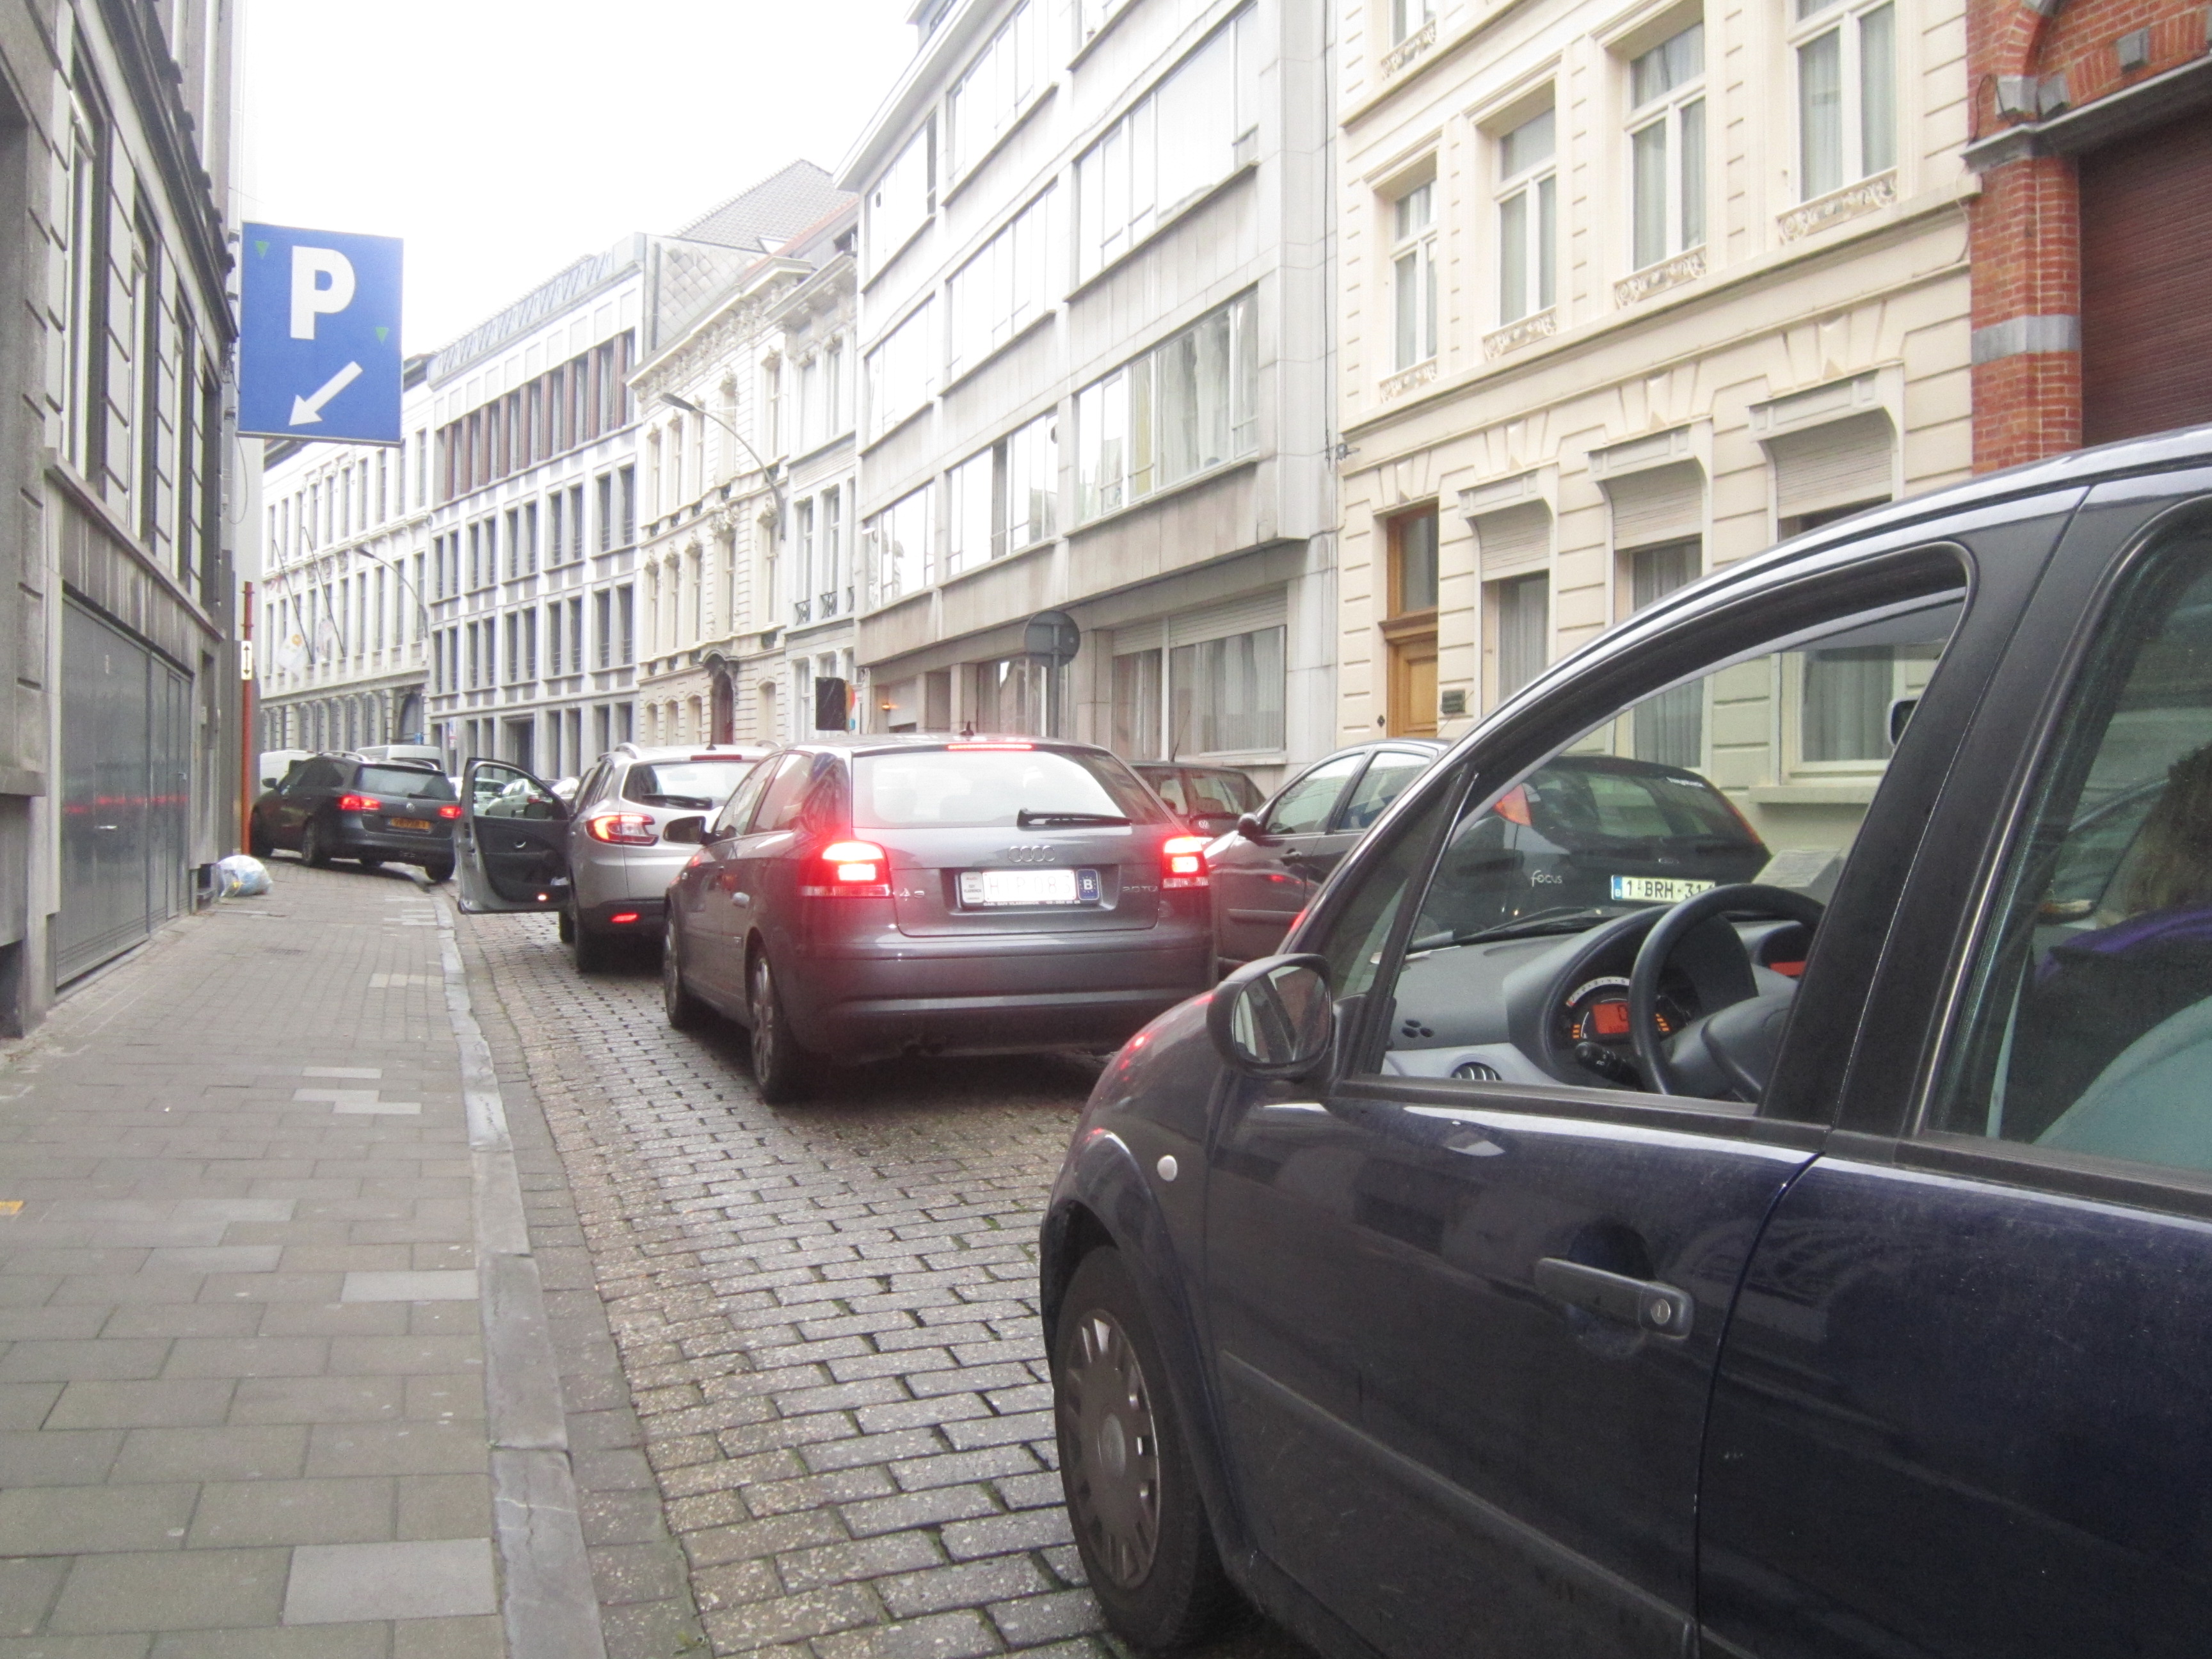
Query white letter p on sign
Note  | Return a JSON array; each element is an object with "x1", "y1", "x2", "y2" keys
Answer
[{"x1": 290, "y1": 246, "x2": 356, "y2": 340}]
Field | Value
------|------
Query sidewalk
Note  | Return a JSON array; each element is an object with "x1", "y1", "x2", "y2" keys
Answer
[{"x1": 0, "y1": 862, "x2": 655, "y2": 1658}]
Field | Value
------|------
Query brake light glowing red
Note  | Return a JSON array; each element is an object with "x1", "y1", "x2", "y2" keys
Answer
[
  {"x1": 337, "y1": 794, "x2": 381, "y2": 813},
  {"x1": 437, "y1": 804, "x2": 463, "y2": 820},
  {"x1": 1162, "y1": 834, "x2": 1210, "y2": 890},
  {"x1": 584, "y1": 812, "x2": 658, "y2": 846},
  {"x1": 609, "y1": 911, "x2": 640, "y2": 926},
  {"x1": 802, "y1": 839, "x2": 890, "y2": 897}
]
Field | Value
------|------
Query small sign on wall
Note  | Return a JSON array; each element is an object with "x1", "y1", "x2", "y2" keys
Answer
[{"x1": 1439, "y1": 689, "x2": 1468, "y2": 717}]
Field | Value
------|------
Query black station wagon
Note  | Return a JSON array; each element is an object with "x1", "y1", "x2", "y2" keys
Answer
[{"x1": 1043, "y1": 428, "x2": 2212, "y2": 1659}]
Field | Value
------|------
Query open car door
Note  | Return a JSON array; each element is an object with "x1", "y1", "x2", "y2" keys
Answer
[{"x1": 456, "y1": 759, "x2": 570, "y2": 915}]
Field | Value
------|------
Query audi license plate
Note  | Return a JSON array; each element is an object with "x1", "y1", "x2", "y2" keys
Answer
[
  {"x1": 1609, "y1": 874, "x2": 1714, "y2": 903},
  {"x1": 959, "y1": 868, "x2": 1102, "y2": 907},
  {"x1": 388, "y1": 817, "x2": 434, "y2": 833}
]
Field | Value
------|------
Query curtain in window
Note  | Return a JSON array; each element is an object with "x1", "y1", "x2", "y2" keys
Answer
[
  {"x1": 1803, "y1": 646, "x2": 1893, "y2": 760},
  {"x1": 1800, "y1": 29, "x2": 1843, "y2": 198}
]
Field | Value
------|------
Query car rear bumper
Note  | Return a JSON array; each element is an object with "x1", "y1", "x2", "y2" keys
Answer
[
  {"x1": 333, "y1": 821, "x2": 455, "y2": 863},
  {"x1": 785, "y1": 933, "x2": 1211, "y2": 1062},
  {"x1": 577, "y1": 895, "x2": 664, "y2": 935}
]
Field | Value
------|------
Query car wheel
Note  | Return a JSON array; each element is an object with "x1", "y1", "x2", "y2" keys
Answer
[
  {"x1": 571, "y1": 918, "x2": 613, "y2": 972},
  {"x1": 747, "y1": 952, "x2": 813, "y2": 1104},
  {"x1": 357, "y1": 856, "x2": 384, "y2": 871},
  {"x1": 248, "y1": 819, "x2": 273, "y2": 858},
  {"x1": 557, "y1": 905, "x2": 575, "y2": 944},
  {"x1": 301, "y1": 818, "x2": 332, "y2": 868},
  {"x1": 422, "y1": 860, "x2": 453, "y2": 884},
  {"x1": 663, "y1": 918, "x2": 710, "y2": 1030},
  {"x1": 1054, "y1": 1247, "x2": 1237, "y2": 1651}
]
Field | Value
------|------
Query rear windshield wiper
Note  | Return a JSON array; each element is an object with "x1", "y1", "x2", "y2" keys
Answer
[
  {"x1": 1410, "y1": 906, "x2": 1633, "y2": 950},
  {"x1": 1016, "y1": 809, "x2": 1131, "y2": 828}
]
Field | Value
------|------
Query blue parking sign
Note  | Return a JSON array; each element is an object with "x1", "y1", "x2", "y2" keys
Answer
[{"x1": 238, "y1": 223, "x2": 403, "y2": 444}]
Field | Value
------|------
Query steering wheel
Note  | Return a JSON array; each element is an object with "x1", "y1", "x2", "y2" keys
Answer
[{"x1": 1630, "y1": 883, "x2": 1826, "y2": 1100}]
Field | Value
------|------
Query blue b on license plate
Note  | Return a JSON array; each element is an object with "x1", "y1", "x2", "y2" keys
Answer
[{"x1": 959, "y1": 868, "x2": 1103, "y2": 906}]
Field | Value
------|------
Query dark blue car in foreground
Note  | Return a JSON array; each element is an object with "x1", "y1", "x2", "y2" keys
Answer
[{"x1": 1045, "y1": 427, "x2": 2212, "y2": 1658}]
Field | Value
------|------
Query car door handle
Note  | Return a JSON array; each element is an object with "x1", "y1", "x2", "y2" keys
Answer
[{"x1": 1533, "y1": 1258, "x2": 1694, "y2": 1338}]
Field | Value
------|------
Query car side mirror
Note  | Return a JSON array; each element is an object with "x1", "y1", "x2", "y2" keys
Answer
[
  {"x1": 662, "y1": 815, "x2": 709, "y2": 845},
  {"x1": 1236, "y1": 811, "x2": 1271, "y2": 844},
  {"x1": 1208, "y1": 954, "x2": 1334, "y2": 1078}
]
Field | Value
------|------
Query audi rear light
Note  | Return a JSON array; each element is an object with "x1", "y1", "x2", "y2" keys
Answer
[
  {"x1": 1162, "y1": 834, "x2": 1210, "y2": 890},
  {"x1": 337, "y1": 794, "x2": 381, "y2": 813},
  {"x1": 436, "y1": 804, "x2": 463, "y2": 821},
  {"x1": 584, "y1": 812, "x2": 658, "y2": 846},
  {"x1": 802, "y1": 839, "x2": 890, "y2": 898}
]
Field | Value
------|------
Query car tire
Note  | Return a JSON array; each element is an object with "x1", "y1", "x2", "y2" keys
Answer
[
  {"x1": 248, "y1": 819, "x2": 273, "y2": 858},
  {"x1": 557, "y1": 906, "x2": 575, "y2": 944},
  {"x1": 1054, "y1": 1247, "x2": 1237, "y2": 1653},
  {"x1": 747, "y1": 951, "x2": 813, "y2": 1105},
  {"x1": 663, "y1": 918, "x2": 710, "y2": 1031},
  {"x1": 422, "y1": 860, "x2": 453, "y2": 884},
  {"x1": 301, "y1": 819, "x2": 332, "y2": 869},
  {"x1": 572, "y1": 920, "x2": 614, "y2": 973},
  {"x1": 357, "y1": 856, "x2": 385, "y2": 872}
]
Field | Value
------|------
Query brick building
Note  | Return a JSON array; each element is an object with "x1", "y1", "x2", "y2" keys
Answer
[{"x1": 1967, "y1": 0, "x2": 2212, "y2": 467}]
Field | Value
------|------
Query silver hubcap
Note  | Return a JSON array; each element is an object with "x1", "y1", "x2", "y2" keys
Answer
[{"x1": 1060, "y1": 1308, "x2": 1160, "y2": 1589}]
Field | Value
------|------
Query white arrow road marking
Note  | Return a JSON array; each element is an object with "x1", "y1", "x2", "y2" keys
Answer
[{"x1": 289, "y1": 360, "x2": 363, "y2": 425}]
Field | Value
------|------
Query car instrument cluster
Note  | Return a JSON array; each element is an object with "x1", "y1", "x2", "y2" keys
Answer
[{"x1": 1560, "y1": 974, "x2": 1696, "y2": 1047}]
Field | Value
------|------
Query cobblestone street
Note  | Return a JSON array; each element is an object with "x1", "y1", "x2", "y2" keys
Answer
[{"x1": 456, "y1": 906, "x2": 1311, "y2": 1659}]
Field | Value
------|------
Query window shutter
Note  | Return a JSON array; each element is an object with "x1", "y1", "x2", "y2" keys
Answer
[
  {"x1": 1770, "y1": 412, "x2": 1894, "y2": 520},
  {"x1": 1473, "y1": 502, "x2": 1551, "y2": 576},
  {"x1": 1164, "y1": 588, "x2": 1287, "y2": 646},
  {"x1": 1605, "y1": 463, "x2": 1703, "y2": 550}
]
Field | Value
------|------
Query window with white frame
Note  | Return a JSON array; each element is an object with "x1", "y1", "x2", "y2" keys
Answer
[
  {"x1": 1628, "y1": 22, "x2": 1705, "y2": 271},
  {"x1": 1077, "y1": 293, "x2": 1258, "y2": 521},
  {"x1": 1157, "y1": 625, "x2": 1285, "y2": 755},
  {"x1": 819, "y1": 486, "x2": 846, "y2": 618},
  {"x1": 826, "y1": 341, "x2": 849, "y2": 439},
  {"x1": 796, "y1": 355, "x2": 823, "y2": 453},
  {"x1": 1073, "y1": 11, "x2": 1257, "y2": 282},
  {"x1": 947, "y1": 412, "x2": 1060, "y2": 578},
  {"x1": 1794, "y1": 0, "x2": 1895, "y2": 200},
  {"x1": 947, "y1": 188, "x2": 1061, "y2": 381},
  {"x1": 1497, "y1": 107, "x2": 1557, "y2": 324},
  {"x1": 949, "y1": 0, "x2": 1048, "y2": 179},
  {"x1": 793, "y1": 497, "x2": 817, "y2": 623},
  {"x1": 1391, "y1": 0, "x2": 1435, "y2": 44},
  {"x1": 1075, "y1": 0, "x2": 1132, "y2": 51},
  {"x1": 1391, "y1": 180, "x2": 1438, "y2": 369},
  {"x1": 866, "y1": 121, "x2": 934, "y2": 269},
  {"x1": 870, "y1": 482, "x2": 934, "y2": 605},
  {"x1": 865, "y1": 299, "x2": 936, "y2": 440}
]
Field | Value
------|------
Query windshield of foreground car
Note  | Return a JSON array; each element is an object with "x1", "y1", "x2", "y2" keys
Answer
[{"x1": 854, "y1": 749, "x2": 1165, "y2": 830}]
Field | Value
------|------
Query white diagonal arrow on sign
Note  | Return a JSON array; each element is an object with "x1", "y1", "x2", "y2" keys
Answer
[{"x1": 290, "y1": 360, "x2": 363, "y2": 426}]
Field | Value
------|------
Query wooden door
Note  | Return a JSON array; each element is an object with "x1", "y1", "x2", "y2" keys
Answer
[{"x1": 1388, "y1": 634, "x2": 1438, "y2": 737}]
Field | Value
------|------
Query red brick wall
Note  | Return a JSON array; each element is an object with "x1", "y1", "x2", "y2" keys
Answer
[{"x1": 1966, "y1": 0, "x2": 2211, "y2": 470}]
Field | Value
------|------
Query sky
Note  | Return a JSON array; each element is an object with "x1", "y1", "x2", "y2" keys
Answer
[{"x1": 237, "y1": 0, "x2": 918, "y2": 356}]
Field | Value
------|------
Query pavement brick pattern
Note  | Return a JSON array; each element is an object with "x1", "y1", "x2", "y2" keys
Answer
[
  {"x1": 0, "y1": 868, "x2": 506, "y2": 1658},
  {"x1": 460, "y1": 915, "x2": 1310, "y2": 1659}
]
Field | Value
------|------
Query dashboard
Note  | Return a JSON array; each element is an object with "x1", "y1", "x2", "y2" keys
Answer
[{"x1": 1381, "y1": 911, "x2": 1809, "y2": 1091}]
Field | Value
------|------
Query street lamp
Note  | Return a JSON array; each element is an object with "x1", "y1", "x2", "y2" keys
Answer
[{"x1": 659, "y1": 392, "x2": 785, "y2": 529}]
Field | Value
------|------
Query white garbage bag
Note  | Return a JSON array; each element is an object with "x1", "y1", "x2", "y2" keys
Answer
[{"x1": 216, "y1": 854, "x2": 272, "y2": 898}]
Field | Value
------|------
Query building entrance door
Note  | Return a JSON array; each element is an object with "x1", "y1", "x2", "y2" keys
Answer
[{"x1": 1386, "y1": 629, "x2": 1438, "y2": 737}]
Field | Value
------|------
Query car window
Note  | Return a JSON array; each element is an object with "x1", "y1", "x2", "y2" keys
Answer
[
  {"x1": 355, "y1": 766, "x2": 455, "y2": 801},
  {"x1": 713, "y1": 763, "x2": 773, "y2": 837},
  {"x1": 1265, "y1": 755, "x2": 1365, "y2": 835},
  {"x1": 853, "y1": 748, "x2": 1164, "y2": 829},
  {"x1": 1338, "y1": 750, "x2": 1431, "y2": 831},
  {"x1": 1932, "y1": 518, "x2": 2212, "y2": 1173},
  {"x1": 1150, "y1": 771, "x2": 1190, "y2": 813},
  {"x1": 751, "y1": 755, "x2": 816, "y2": 834},
  {"x1": 1189, "y1": 769, "x2": 1258, "y2": 817},
  {"x1": 1349, "y1": 589, "x2": 1962, "y2": 1094},
  {"x1": 625, "y1": 760, "x2": 757, "y2": 812}
]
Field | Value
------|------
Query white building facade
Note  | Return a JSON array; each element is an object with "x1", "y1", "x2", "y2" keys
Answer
[
  {"x1": 841, "y1": 0, "x2": 1338, "y2": 787},
  {"x1": 256, "y1": 363, "x2": 435, "y2": 754},
  {"x1": 419, "y1": 164, "x2": 845, "y2": 779}
]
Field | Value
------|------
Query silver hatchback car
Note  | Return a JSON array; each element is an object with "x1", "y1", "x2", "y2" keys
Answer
[{"x1": 546, "y1": 742, "x2": 776, "y2": 968}]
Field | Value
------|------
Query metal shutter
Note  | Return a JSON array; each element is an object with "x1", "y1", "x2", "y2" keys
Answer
[
  {"x1": 1770, "y1": 412, "x2": 1895, "y2": 520},
  {"x1": 1473, "y1": 502, "x2": 1551, "y2": 575},
  {"x1": 2082, "y1": 108, "x2": 2212, "y2": 445},
  {"x1": 1605, "y1": 463, "x2": 1703, "y2": 550}
]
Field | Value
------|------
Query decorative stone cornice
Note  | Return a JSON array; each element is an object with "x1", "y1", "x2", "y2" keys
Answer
[
  {"x1": 1776, "y1": 171, "x2": 1896, "y2": 242},
  {"x1": 1381, "y1": 17, "x2": 1436, "y2": 79},
  {"x1": 1484, "y1": 309, "x2": 1557, "y2": 359},
  {"x1": 1379, "y1": 359, "x2": 1440, "y2": 401},
  {"x1": 1614, "y1": 247, "x2": 1705, "y2": 308}
]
